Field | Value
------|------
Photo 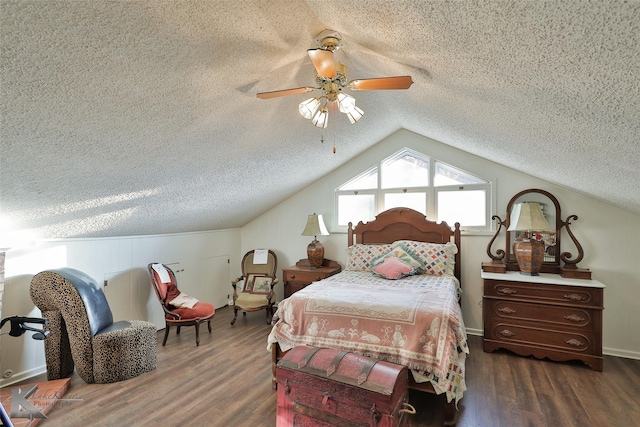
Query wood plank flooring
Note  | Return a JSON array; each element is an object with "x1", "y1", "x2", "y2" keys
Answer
[{"x1": 13, "y1": 306, "x2": 640, "y2": 427}]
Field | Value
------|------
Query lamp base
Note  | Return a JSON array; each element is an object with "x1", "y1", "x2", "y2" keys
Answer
[
  {"x1": 514, "y1": 239, "x2": 545, "y2": 276},
  {"x1": 307, "y1": 240, "x2": 325, "y2": 268}
]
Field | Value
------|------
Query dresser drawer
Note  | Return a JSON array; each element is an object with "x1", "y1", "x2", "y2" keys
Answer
[
  {"x1": 486, "y1": 322, "x2": 599, "y2": 355},
  {"x1": 484, "y1": 280, "x2": 603, "y2": 308},
  {"x1": 487, "y1": 300, "x2": 597, "y2": 331}
]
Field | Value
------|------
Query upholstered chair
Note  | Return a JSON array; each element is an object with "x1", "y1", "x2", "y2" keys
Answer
[
  {"x1": 30, "y1": 268, "x2": 157, "y2": 384},
  {"x1": 148, "y1": 263, "x2": 215, "y2": 346},
  {"x1": 231, "y1": 249, "x2": 278, "y2": 325}
]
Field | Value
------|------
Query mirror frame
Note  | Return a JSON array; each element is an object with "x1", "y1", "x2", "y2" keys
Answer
[{"x1": 486, "y1": 188, "x2": 589, "y2": 277}]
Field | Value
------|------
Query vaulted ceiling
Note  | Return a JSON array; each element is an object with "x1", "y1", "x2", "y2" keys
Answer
[{"x1": 1, "y1": 1, "x2": 638, "y2": 240}]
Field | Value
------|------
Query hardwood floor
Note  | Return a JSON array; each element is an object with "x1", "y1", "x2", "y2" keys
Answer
[{"x1": 14, "y1": 306, "x2": 640, "y2": 427}]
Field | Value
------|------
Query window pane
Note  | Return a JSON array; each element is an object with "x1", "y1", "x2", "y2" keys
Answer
[
  {"x1": 384, "y1": 193, "x2": 426, "y2": 215},
  {"x1": 437, "y1": 190, "x2": 486, "y2": 226},
  {"x1": 338, "y1": 194, "x2": 375, "y2": 226},
  {"x1": 381, "y1": 151, "x2": 429, "y2": 189},
  {"x1": 434, "y1": 162, "x2": 486, "y2": 186},
  {"x1": 339, "y1": 167, "x2": 378, "y2": 190}
]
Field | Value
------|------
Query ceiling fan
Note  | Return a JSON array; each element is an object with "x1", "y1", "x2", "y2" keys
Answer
[{"x1": 257, "y1": 30, "x2": 413, "y2": 128}]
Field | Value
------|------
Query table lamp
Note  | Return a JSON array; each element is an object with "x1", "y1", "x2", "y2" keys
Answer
[
  {"x1": 301, "y1": 213, "x2": 329, "y2": 268},
  {"x1": 507, "y1": 202, "x2": 554, "y2": 275}
]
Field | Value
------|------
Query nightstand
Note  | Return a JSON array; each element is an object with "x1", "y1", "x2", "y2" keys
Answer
[
  {"x1": 283, "y1": 259, "x2": 341, "y2": 298},
  {"x1": 482, "y1": 270, "x2": 605, "y2": 371}
]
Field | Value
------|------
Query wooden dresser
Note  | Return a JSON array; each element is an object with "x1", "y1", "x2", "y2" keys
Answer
[
  {"x1": 282, "y1": 259, "x2": 341, "y2": 298},
  {"x1": 482, "y1": 271, "x2": 605, "y2": 371}
]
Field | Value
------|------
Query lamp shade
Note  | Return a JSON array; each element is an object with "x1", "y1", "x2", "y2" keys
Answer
[
  {"x1": 301, "y1": 214, "x2": 329, "y2": 237},
  {"x1": 507, "y1": 202, "x2": 553, "y2": 232},
  {"x1": 301, "y1": 214, "x2": 329, "y2": 268}
]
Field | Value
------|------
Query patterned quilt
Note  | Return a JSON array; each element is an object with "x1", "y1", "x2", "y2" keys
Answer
[{"x1": 267, "y1": 271, "x2": 468, "y2": 403}]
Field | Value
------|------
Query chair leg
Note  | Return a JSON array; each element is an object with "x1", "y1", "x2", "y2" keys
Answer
[
  {"x1": 265, "y1": 308, "x2": 271, "y2": 324},
  {"x1": 231, "y1": 307, "x2": 239, "y2": 325},
  {"x1": 207, "y1": 319, "x2": 212, "y2": 334},
  {"x1": 194, "y1": 322, "x2": 201, "y2": 346},
  {"x1": 176, "y1": 326, "x2": 181, "y2": 335},
  {"x1": 162, "y1": 324, "x2": 170, "y2": 346}
]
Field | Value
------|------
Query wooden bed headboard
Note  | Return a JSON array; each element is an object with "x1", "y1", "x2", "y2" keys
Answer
[{"x1": 347, "y1": 207, "x2": 462, "y2": 283}]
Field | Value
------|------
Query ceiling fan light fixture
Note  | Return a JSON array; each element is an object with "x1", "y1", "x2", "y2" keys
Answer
[
  {"x1": 346, "y1": 106, "x2": 364, "y2": 124},
  {"x1": 337, "y1": 93, "x2": 356, "y2": 113},
  {"x1": 299, "y1": 97, "x2": 321, "y2": 119},
  {"x1": 312, "y1": 107, "x2": 329, "y2": 128}
]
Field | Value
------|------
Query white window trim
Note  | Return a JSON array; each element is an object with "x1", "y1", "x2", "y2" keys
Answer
[{"x1": 334, "y1": 148, "x2": 495, "y2": 234}]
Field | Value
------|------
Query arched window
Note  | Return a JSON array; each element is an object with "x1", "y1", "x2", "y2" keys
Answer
[{"x1": 335, "y1": 148, "x2": 491, "y2": 232}]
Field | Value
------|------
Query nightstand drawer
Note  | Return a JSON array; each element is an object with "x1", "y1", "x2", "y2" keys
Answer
[
  {"x1": 283, "y1": 270, "x2": 328, "y2": 284},
  {"x1": 486, "y1": 322, "x2": 599, "y2": 354},
  {"x1": 488, "y1": 300, "x2": 597, "y2": 331},
  {"x1": 484, "y1": 280, "x2": 603, "y2": 308},
  {"x1": 283, "y1": 259, "x2": 342, "y2": 298}
]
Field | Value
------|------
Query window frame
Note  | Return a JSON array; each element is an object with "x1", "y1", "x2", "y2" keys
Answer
[{"x1": 334, "y1": 148, "x2": 494, "y2": 233}]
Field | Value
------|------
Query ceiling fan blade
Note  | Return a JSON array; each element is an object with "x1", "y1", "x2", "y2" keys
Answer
[
  {"x1": 348, "y1": 76, "x2": 414, "y2": 91},
  {"x1": 307, "y1": 49, "x2": 337, "y2": 79},
  {"x1": 256, "y1": 87, "x2": 316, "y2": 99}
]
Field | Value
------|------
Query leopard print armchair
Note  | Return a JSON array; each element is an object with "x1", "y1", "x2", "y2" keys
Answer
[{"x1": 30, "y1": 268, "x2": 157, "y2": 384}]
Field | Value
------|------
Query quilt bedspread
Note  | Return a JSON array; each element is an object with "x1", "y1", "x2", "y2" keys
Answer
[{"x1": 267, "y1": 271, "x2": 468, "y2": 403}]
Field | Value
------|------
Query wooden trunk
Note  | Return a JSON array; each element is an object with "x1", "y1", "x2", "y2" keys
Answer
[{"x1": 276, "y1": 346, "x2": 413, "y2": 427}]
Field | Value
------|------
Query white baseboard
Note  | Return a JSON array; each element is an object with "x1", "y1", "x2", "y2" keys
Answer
[
  {"x1": 603, "y1": 347, "x2": 640, "y2": 360},
  {"x1": 0, "y1": 365, "x2": 47, "y2": 388},
  {"x1": 466, "y1": 327, "x2": 482, "y2": 336}
]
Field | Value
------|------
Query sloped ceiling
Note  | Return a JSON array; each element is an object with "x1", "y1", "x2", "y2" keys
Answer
[{"x1": 1, "y1": 1, "x2": 639, "y2": 240}]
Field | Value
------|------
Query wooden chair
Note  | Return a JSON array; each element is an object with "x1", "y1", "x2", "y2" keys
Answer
[
  {"x1": 231, "y1": 250, "x2": 278, "y2": 325},
  {"x1": 148, "y1": 263, "x2": 215, "y2": 346}
]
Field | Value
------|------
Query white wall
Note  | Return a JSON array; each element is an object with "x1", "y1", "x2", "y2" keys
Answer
[
  {"x1": 0, "y1": 228, "x2": 240, "y2": 386},
  {"x1": 3, "y1": 128, "x2": 638, "y2": 386},
  {"x1": 241, "y1": 129, "x2": 640, "y2": 360}
]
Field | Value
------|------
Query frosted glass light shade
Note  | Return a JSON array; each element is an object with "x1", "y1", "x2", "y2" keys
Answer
[
  {"x1": 312, "y1": 107, "x2": 329, "y2": 128},
  {"x1": 337, "y1": 93, "x2": 356, "y2": 113},
  {"x1": 299, "y1": 97, "x2": 321, "y2": 119},
  {"x1": 345, "y1": 106, "x2": 364, "y2": 124}
]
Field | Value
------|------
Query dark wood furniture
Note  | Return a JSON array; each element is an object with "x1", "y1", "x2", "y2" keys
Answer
[
  {"x1": 276, "y1": 346, "x2": 411, "y2": 426},
  {"x1": 282, "y1": 258, "x2": 341, "y2": 298},
  {"x1": 482, "y1": 270, "x2": 604, "y2": 371},
  {"x1": 484, "y1": 188, "x2": 591, "y2": 279},
  {"x1": 272, "y1": 207, "x2": 462, "y2": 426}
]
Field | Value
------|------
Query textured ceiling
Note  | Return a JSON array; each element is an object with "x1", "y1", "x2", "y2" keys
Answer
[{"x1": 1, "y1": 1, "x2": 639, "y2": 240}]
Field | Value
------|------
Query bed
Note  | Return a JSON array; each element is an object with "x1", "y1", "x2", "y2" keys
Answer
[{"x1": 268, "y1": 207, "x2": 468, "y2": 425}]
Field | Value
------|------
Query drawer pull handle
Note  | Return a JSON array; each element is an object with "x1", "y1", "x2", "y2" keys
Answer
[
  {"x1": 497, "y1": 287, "x2": 517, "y2": 295},
  {"x1": 499, "y1": 329, "x2": 516, "y2": 337},
  {"x1": 565, "y1": 338, "x2": 585, "y2": 347},
  {"x1": 564, "y1": 314, "x2": 586, "y2": 322},
  {"x1": 563, "y1": 293, "x2": 587, "y2": 302},
  {"x1": 290, "y1": 274, "x2": 296, "y2": 280},
  {"x1": 315, "y1": 276, "x2": 321, "y2": 281},
  {"x1": 497, "y1": 307, "x2": 516, "y2": 314}
]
